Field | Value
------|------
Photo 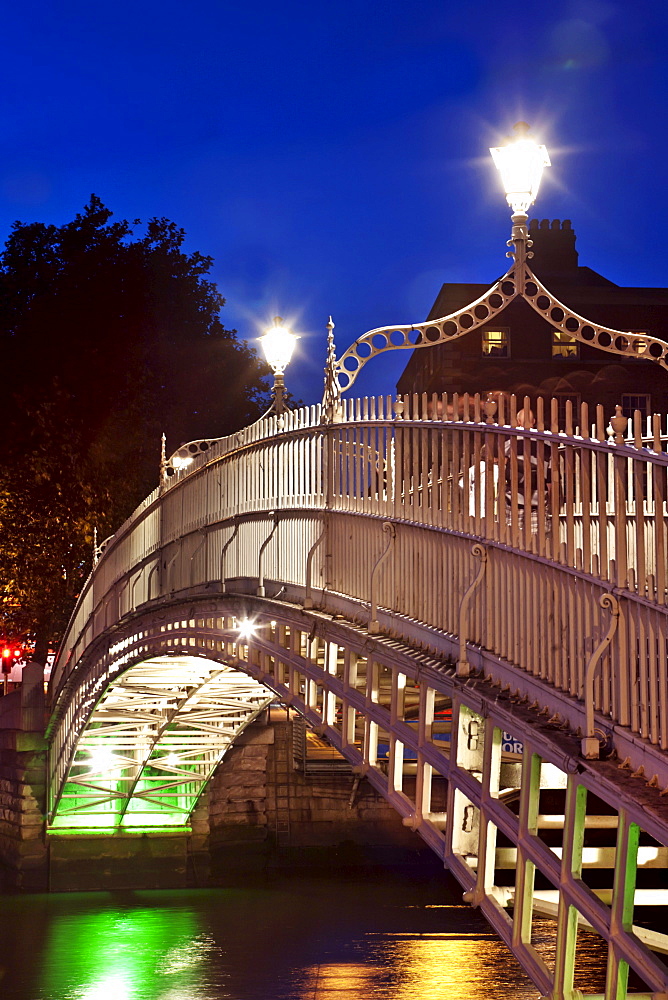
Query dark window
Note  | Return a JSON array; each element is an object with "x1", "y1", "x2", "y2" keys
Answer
[{"x1": 621, "y1": 394, "x2": 651, "y2": 421}]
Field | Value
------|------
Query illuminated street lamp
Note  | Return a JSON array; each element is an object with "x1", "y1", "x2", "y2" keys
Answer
[
  {"x1": 489, "y1": 122, "x2": 551, "y2": 277},
  {"x1": 489, "y1": 121, "x2": 550, "y2": 218},
  {"x1": 322, "y1": 125, "x2": 554, "y2": 400},
  {"x1": 260, "y1": 316, "x2": 297, "y2": 416}
]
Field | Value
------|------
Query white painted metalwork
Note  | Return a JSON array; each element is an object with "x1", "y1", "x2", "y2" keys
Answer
[
  {"x1": 582, "y1": 594, "x2": 620, "y2": 759},
  {"x1": 456, "y1": 542, "x2": 487, "y2": 678},
  {"x1": 368, "y1": 521, "x2": 395, "y2": 634},
  {"x1": 51, "y1": 653, "x2": 272, "y2": 830},
  {"x1": 46, "y1": 390, "x2": 668, "y2": 997},
  {"x1": 54, "y1": 391, "x2": 668, "y2": 762},
  {"x1": 48, "y1": 593, "x2": 668, "y2": 997},
  {"x1": 324, "y1": 177, "x2": 668, "y2": 400}
]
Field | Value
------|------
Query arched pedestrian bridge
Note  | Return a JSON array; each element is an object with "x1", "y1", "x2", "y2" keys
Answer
[{"x1": 48, "y1": 392, "x2": 668, "y2": 1000}]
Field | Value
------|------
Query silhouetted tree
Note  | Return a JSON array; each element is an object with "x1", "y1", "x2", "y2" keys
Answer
[{"x1": 0, "y1": 196, "x2": 271, "y2": 657}]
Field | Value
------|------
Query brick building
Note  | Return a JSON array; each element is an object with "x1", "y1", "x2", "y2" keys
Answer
[{"x1": 397, "y1": 219, "x2": 668, "y2": 420}]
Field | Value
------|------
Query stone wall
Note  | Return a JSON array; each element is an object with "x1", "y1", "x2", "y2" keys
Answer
[
  {"x1": 0, "y1": 729, "x2": 47, "y2": 889},
  {"x1": 206, "y1": 716, "x2": 431, "y2": 874},
  {"x1": 48, "y1": 831, "x2": 193, "y2": 892},
  {"x1": 207, "y1": 720, "x2": 274, "y2": 848},
  {"x1": 0, "y1": 705, "x2": 442, "y2": 890}
]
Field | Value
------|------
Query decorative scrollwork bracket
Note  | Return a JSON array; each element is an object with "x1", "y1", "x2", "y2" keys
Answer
[
  {"x1": 582, "y1": 593, "x2": 620, "y2": 760},
  {"x1": 457, "y1": 543, "x2": 488, "y2": 678},
  {"x1": 321, "y1": 217, "x2": 668, "y2": 403},
  {"x1": 369, "y1": 522, "x2": 396, "y2": 634}
]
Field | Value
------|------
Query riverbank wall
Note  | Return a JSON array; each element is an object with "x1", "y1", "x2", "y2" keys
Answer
[
  {"x1": 0, "y1": 665, "x2": 48, "y2": 890},
  {"x1": 1, "y1": 698, "x2": 436, "y2": 892}
]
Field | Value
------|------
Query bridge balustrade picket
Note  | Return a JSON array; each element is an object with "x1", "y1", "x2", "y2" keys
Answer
[{"x1": 53, "y1": 392, "x2": 668, "y2": 754}]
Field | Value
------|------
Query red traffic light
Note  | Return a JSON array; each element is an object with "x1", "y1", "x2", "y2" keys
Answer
[{"x1": 1, "y1": 642, "x2": 22, "y2": 673}]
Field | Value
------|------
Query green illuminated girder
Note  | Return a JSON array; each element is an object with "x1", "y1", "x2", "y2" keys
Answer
[{"x1": 50, "y1": 655, "x2": 273, "y2": 831}]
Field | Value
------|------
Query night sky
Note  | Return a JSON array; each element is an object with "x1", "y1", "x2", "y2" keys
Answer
[{"x1": 2, "y1": 0, "x2": 666, "y2": 405}]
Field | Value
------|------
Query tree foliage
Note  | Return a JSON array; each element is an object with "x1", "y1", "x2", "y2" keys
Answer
[{"x1": 0, "y1": 196, "x2": 270, "y2": 654}]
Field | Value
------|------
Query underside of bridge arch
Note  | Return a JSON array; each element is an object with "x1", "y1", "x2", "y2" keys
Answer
[
  {"x1": 50, "y1": 654, "x2": 274, "y2": 831},
  {"x1": 48, "y1": 593, "x2": 668, "y2": 994},
  {"x1": 48, "y1": 593, "x2": 454, "y2": 834}
]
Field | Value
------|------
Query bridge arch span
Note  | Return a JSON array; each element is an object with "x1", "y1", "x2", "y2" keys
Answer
[
  {"x1": 48, "y1": 585, "x2": 668, "y2": 851},
  {"x1": 48, "y1": 648, "x2": 274, "y2": 832},
  {"x1": 47, "y1": 590, "x2": 668, "y2": 994},
  {"x1": 49, "y1": 593, "x2": 462, "y2": 834},
  {"x1": 46, "y1": 396, "x2": 668, "y2": 997}
]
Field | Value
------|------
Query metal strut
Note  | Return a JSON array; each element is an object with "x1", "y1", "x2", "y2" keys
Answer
[
  {"x1": 257, "y1": 514, "x2": 279, "y2": 597},
  {"x1": 219, "y1": 518, "x2": 239, "y2": 593},
  {"x1": 304, "y1": 519, "x2": 327, "y2": 609}
]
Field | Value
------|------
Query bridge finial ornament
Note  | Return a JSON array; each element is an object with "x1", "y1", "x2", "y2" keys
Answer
[
  {"x1": 159, "y1": 432, "x2": 167, "y2": 488},
  {"x1": 322, "y1": 125, "x2": 668, "y2": 400},
  {"x1": 322, "y1": 315, "x2": 342, "y2": 423}
]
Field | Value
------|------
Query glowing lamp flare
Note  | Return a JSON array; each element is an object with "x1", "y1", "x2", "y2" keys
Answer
[
  {"x1": 260, "y1": 317, "x2": 297, "y2": 374},
  {"x1": 236, "y1": 617, "x2": 257, "y2": 642},
  {"x1": 490, "y1": 122, "x2": 550, "y2": 216},
  {"x1": 87, "y1": 746, "x2": 120, "y2": 773}
]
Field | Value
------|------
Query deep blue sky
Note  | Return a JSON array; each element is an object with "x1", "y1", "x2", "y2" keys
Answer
[{"x1": 1, "y1": 0, "x2": 666, "y2": 406}]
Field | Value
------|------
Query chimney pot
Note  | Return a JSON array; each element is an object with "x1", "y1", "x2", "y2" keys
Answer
[{"x1": 527, "y1": 218, "x2": 578, "y2": 274}]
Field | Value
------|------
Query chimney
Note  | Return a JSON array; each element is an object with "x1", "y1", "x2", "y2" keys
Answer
[{"x1": 528, "y1": 218, "x2": 579, "y2": 274}]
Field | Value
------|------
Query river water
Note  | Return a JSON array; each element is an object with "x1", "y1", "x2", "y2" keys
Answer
[{"x1": 0, "y1": 868, "x2": 607, "y2": 999}]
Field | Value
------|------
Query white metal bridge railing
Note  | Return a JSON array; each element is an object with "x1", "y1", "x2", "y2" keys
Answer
[{"x1": 52, "y1": 391, "x2": 668, "y2": 758}]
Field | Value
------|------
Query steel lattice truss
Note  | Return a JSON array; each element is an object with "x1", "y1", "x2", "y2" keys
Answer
[{"x1": 51, "y1": 655, "x2": 273, "y2": 830}]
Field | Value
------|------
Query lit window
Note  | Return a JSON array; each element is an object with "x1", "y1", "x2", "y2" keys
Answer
[
  {"x1": 621, "y1": 394, "x2": 651, "y2": 420},
  {"x1": 482, "y1": 329, "x2": 509, "y2": 357},
  {"x1": 552, "y1": 330, "x2": 579, "y2": 358}
]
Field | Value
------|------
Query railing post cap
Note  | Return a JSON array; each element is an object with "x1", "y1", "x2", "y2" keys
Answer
[{"x1": 581, "y1": 736, "x2": 600, "y2": 759}]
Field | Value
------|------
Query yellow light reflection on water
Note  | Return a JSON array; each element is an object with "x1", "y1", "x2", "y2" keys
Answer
[
  {"x1": 387, "y1": 936, "x2": 528, "y2": 999},
  {"x1": 299, "y1": 934, "x2": 538, "y2": 1000},
  {"x1": 300, "y1": 963, "x2": 379, "y2": 996}
]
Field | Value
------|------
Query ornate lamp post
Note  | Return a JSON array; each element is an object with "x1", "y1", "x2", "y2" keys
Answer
[
  {"x1": 159, "y1": 315, "x2": 298, "y2": 488},
  {"x1": 321, "y1": 124, "x2": 668, "y2": 405},
  {"x1": 260, "y1": 316, "x2": 298, "y2": 416}
]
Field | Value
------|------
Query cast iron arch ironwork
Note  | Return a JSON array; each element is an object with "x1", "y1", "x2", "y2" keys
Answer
[
  {"x1": 46, "y1": 595, "x2": 447, "y2": 830},
  {"x1": 324, "y1": 223, "x2": 668, "y2": 401},
  {"x1": 47, "y1": 591, "x2": 668, "y2": 997}
]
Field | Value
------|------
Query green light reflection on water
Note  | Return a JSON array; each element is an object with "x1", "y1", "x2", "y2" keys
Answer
[{"x1": 39, "y1": 902, "x2": 223, "y2": 1000}]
